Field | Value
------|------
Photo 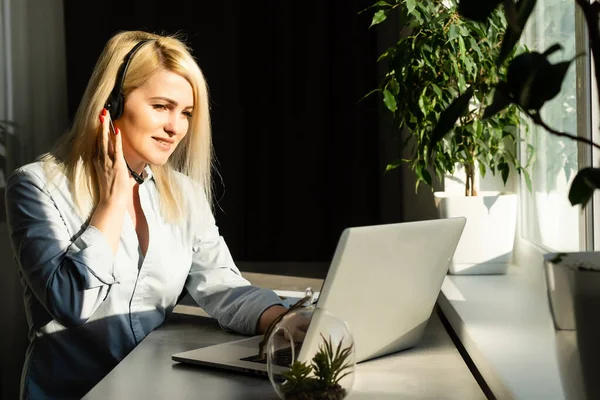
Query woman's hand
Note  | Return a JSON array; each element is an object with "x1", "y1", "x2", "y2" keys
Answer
[
  {"x1": 280, "y1": 310, "x2": 310, "y2": 342},
  {"x1": 258, "y1": 305, "x2": 288, "y2": 334},
  {"x1": 258, "y1": 305, "x2": 310, "y2": 341},
  {"x1": 89, "y1": 108, "x2": 130, "y2": 254},
  {"x1": 257, "y1": 305, "x2": 311, "y2": 359},
  {"x1": 93, "y1": 108, "x2": 130, "y2": 206}
]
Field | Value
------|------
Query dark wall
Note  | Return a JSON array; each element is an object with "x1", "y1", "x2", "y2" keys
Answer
[{"x1": 63, "y1": 0, "x2": 399, "y2": 262}]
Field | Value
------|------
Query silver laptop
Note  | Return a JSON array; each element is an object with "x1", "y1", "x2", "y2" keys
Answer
[{"x1": 172, "y1": 217, "x2": 466, "y2": 375}]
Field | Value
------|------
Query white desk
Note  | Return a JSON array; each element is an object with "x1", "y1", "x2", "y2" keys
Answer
[{"x1": 83, "y1": 308, "x2": 486, "y2": 399}]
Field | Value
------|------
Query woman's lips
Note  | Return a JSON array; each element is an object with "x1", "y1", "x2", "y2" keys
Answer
[{"x1": 152, "y1": 137, "x2": 173, "y2": 150}]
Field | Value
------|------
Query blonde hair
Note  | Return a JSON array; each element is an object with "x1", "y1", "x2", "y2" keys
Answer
[{"x1": 41, "y1": 30, "x2": 213, "y2": 223}]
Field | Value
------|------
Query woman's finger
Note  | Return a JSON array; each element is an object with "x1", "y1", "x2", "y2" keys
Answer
[
  {"x1": 98, "y1": 109, "x2": 110, "y2": 164},
  {"x1": 113, "y1": 124, "x2": 124, "y2": 161},
  {"x1": 96, "y1": 113, "x2": 104, "y2": 159}
]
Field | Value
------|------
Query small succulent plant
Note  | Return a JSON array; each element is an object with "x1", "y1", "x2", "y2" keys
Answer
[{"x1": 280, "y1": 334, "x2": 354, "y2": 400}]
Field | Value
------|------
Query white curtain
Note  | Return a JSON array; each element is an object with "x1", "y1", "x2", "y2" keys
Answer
[{"x1": 0, "y1": 1, "x2": 67, "y2": 398}]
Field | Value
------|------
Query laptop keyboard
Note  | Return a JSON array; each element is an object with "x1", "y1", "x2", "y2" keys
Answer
[{"x1": 241, "y1": 342, "x2": 303, "y2": 366}]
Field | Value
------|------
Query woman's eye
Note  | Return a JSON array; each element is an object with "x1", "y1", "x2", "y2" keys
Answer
[
  {"x1": 183, "y1": 111, "x2": 193, "y2": 118},
  {"x1": 153, "y1": 104, "x2": 168, "y2": 110}
]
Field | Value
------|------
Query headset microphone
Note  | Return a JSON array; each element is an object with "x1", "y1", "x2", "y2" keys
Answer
[
  {"x1": 106, "y1": 118, "x2": 145, "y2": 185},
  {"x1": 126, "y1": 164, "x2": 145, "y2": 185}
]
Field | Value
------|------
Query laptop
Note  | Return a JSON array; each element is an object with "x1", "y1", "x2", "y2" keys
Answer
[{"x1": 172, "y1": 217, "x2": 466, "y2": 376}]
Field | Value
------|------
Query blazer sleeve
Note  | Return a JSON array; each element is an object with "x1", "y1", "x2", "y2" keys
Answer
[
  {"x1": 184, "y1": 186, "x2": 284, "y2": 335},
  {"x1": 5, "y1": 168, "x2": 117, "y2": 327}
]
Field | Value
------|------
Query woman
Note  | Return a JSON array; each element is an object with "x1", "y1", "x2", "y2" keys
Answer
[{"x1": 5, "y1": 30, "x2": 290, "y2": 399}]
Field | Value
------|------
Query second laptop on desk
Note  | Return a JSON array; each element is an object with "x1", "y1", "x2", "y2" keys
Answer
[{"x1": 172, "y1": 217, "x2": 466, "y2": 375}]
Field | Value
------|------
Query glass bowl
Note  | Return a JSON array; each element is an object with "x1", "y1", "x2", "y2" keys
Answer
[{"x1": 266, "y1": 301, "x2": 355, "y2": 400}]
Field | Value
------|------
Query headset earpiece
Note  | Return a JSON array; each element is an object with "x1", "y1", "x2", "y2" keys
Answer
[
  {"x1": 104, "y1": 39, "x2": 154, "y2": 120},
  {"x1": 105, "y1": 92, "x2": 124, "y2": 120}
]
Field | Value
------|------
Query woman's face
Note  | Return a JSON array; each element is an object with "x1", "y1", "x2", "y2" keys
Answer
[{"x1": 116, "y1": 69, "x2": 194, "y2": 169}]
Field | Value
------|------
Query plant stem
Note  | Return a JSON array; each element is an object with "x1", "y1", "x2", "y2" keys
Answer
[
  {"x1": 527, "y1": 111, "x2": 600, "y2": 151},
  {"x1": 464, "y1": 164, "x2": 471, "y2": 196},
  {"x1": 464, "y1": 161, "x2": 476, "y2": 196}
]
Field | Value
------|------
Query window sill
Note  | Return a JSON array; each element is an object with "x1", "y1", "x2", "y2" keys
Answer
[{"x1": 438, "y1": 249, "x2": 573, "y2": 399}]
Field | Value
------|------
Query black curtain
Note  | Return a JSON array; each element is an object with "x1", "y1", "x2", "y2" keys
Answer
[{"x1": 63, "y1": 0, "x2": 388, "y2": 262}]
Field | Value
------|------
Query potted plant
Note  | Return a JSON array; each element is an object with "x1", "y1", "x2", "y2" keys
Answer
[
  {"x1": 378, "y1": 0, "x2": 600, "y2": 397},
  {"x1": 270, "y1": 335, "x2": 355, "y2": 400},
  {"x1": 369, "y1": 0, "x2": 529, "y2": 274}
]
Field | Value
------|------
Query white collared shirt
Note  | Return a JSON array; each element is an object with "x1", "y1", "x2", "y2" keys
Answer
[{"x1": 5, "y1": 161, "x2": 283, "y2": 399}]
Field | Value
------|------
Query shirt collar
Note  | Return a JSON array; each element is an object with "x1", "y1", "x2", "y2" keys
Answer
[{"x1": 143, "y1": 165, "x2": 155, "y2": 182}]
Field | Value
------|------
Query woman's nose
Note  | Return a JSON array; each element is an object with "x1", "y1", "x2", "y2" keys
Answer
[{"x1": 164, "y1": 112, "x2": 181, "y2": 136}]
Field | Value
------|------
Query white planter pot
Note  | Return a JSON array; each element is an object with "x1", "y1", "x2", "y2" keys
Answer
[
  {"x1": 544, "y1": 252, "x2": 600, "y2": 330},
  {"x1": 544, "y1": 252, "x2": 600, "y2": 399},
  {"x1": 434, "y1": 191, "x2": 517, "y2": 275}
]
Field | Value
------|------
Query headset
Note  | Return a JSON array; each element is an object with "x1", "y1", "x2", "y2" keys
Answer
[{"x1": 104, "y1": 39, "x2": 156, "y2": 184}]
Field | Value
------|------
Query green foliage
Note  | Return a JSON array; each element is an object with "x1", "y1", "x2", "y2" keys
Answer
[
  {"x1": 311, "y1": 335, "x2": 354, "y2": 387},
  {"x1": 390, "y1": 0, "x2": 600, "y2": 208},
  {"x1": 280, "y1": 335, "x2": 354, "y2": 400},
  {"x1": 280, "y1": 361, "x2": 316, "y2": 395},
  {"x1": 568, "y1": 167, "x2": 600, "y2": 209},
  {"x1": 369, "y1": 0, "x2": 528, "y2": 196}
]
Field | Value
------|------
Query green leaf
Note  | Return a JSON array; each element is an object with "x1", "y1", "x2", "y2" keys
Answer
[
  {"x1": 507, "y1": 49, "x2": 580, "y2": 111},
  {"x1": 418, "y1": 87, "x2": 428, "y2": 116},
  {"x1": 506, "y1": 51, "x2": 548, "y2": 111},
  {"x1": 468, "y1": 37, "x2": 481, "y2": 58},
  {"x1": 405, "y1": 0, "x2": 417, "y2": 15},
  {"x1": 458, "y1": 36, "x2": 466, "y2": 58},
  {"x1": 458, "y1": 75, "x2": 467, "y2": 93},
  {"x1": 411, "y1": 8, "x2": 424, "y2": 25},
  {"x1": 377, "y1": 46, "x2": 396, "y2": 62},
  {"x1": 499, "y1": 162, "x2": 509, "y2": 184},
  {"x1": 534, "y1": 57, "x2": 579, "y2": 108},
  {"x1": 422, "y1": 168, "x2": 432, "y2": 186},
  {"x1": 429, "y1": 87, "x2": 475, "y2": 158},
  {"x1": 463, "y1": 56, "x2": 475, "y2": 78},
  {"x1": 358, "y1": 0, "x2": 392, "y2": 14},
  {"x1": 569, "y1": 167, "x2": 600, "y2": 208},
  {"x1": 521, "y1": 168, "x2": 533, "y2": 193},
  {"x1": 385, "y1": 161, "x2": 401, "y2": 171},
  {"x1": 388, "y1": 78, "x2": 400, "y2": 96},
  {"x1": 458, "y1": 0, "x2": 503, "y2": 22},
  {"x1": 479, "y1": 162, "x2": 487, "y2": 178},
  {"x1": 431, "y1": 83, "x2": 443, "y2": 99},
  {"x1": 449, "y1": 25, "x2": 459, "y2": 42},
  {"x1": 498, "y1": 0, "x2": 537, "y2": 66},
  {"x1": 383, "y1": 89, "x2": 397, "y2": 112},
  {"x1": 370, "y1": 10, "x2": 387, "y2": 27}
]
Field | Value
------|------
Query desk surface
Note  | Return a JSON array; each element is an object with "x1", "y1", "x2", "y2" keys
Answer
[{"x1": 83, "y1": 308, "x2": 485, "y2": 400}]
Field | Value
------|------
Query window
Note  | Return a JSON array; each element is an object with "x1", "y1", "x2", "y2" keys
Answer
[{"x1": 519, "y1": 0, "x2": 588, "y2": 252}]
